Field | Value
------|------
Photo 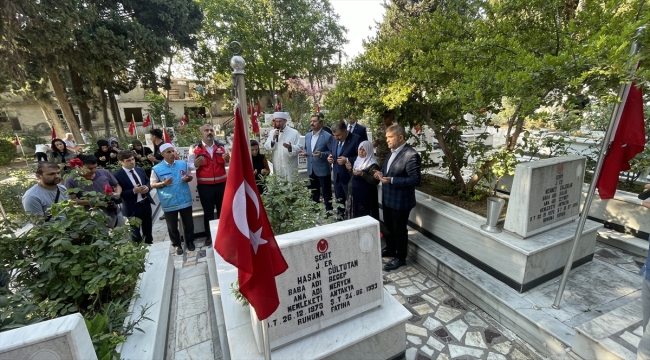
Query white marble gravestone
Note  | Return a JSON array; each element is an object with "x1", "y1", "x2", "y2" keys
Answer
[
  {"x1": 213, "y1": 216, "x2": 384, "y2": 351},
  {"x1": 0, "y1": 313, "x2": 96, "y2": 360},
  {"x1": 504, "y1": 155, "x2": 586, "y2": 238}
]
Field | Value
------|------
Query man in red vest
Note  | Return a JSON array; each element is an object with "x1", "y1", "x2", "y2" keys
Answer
[{"x1": 188, "y1": 124, "x2": 230, "y2": 246}]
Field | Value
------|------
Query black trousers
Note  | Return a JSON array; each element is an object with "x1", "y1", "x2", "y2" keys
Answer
[
  {"x1": 197, "y1": 182, "x2": 225, "y2": 238},
  {"x1": 164, "y1": 206, "x2": 194, "y2": 248},
  {"x1": 333, "y1": 177, "x2": 349, "y2": 218},
  {"x1": 129, "y1": 201, "x2": 153, "y2": 244},
  {"x1": 36, "y1": 152, "x2": 47, "y2": 162},
  {"x1": 309, "y1": 172, "x2": 333, "y2": 212},
  {"x1": 382, "y1": 206, "x2": 411, "y2": 261}
]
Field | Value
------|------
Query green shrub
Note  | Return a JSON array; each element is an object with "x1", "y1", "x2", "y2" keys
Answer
[
  {"x1": 260, "y1": 170, "x2": 340, "y2": 235},
  {"x1": 0, "y1": 170, "x2": 37, "y2": 226},
  {"x1": 0, "y1": 139, "x2": 17, "y2": 166}
]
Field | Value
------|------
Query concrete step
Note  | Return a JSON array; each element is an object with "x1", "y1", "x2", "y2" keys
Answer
[
  {"x1": 572, "y1": 298, "x2": 642, "y2": 360},
  {"x1": 598, "y1": 229, "x2": 648, "y2": 257}
]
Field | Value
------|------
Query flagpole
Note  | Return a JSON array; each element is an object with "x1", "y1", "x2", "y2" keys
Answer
[
  {"x1": 230, "y1": 41, "x2": 251, "y2": 159},
  {"x1": 15, "y1": 134, "x2": 29, "y2": 167},
  {"x1": 552, "y1": 27, "x2": 644, "y2": 309}
]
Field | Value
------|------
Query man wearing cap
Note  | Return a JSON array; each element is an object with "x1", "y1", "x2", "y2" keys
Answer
[
  {"x1": 188, "y1": 124, "x2": 230, "y2": 246},
  {"x1": 264, "y1": 112, "x2": 301, "y2": 181},
  {"x1": 151, "y1": 143, "x2": 195, "y2": 255},
  {"x1": 373, "y1": 110, "x2": 395, "y2": 168}
]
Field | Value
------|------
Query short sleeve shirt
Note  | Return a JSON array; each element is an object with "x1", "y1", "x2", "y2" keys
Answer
[{"x1": 22, "y1": 184, "x2": 69, "y2": 216}]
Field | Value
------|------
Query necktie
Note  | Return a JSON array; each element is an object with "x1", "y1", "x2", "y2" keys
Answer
[
  {"x1": 337, "y1": 142, "x2": 342, "y2": 156},
  {"x1": 348, "y1": 124, "x2": 353, "y2": 132},
  {"x1": 130, "y1": 170, "x2": 142, "y2": 186}
]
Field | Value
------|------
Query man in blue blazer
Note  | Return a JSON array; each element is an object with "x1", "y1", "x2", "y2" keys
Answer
[
  {"x1": 374, "y1": 125, "x2": 421, "y2": 271},
  {"x1": 328, "y1": 121, "x2": 361, "y2": 219},
  {"x1": 115, "y1": 150, "x2": 155, "y2": 244},
  {"x1": 301, "y1": 114, "x2": 334, "y2": 212},
  {"x1": 346, "y1": 115, "x2": 368, "y2": 142}
]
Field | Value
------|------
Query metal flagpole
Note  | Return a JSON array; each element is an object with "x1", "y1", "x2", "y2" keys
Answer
[
  {"x1": 230, "y1": 41, "x2": 270, "y2": 359},
  {"x1": 552, "y1": 27, "x2": 644, "y2": 308}
]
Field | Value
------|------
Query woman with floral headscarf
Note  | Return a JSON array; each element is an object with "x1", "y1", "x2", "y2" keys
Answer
[{"x1": 346, "y1": 140, "x2": 380, "y2": 219}]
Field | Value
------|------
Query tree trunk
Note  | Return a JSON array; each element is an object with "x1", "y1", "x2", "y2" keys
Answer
[
  {"x1": 108, "y1": 89, "x2": 126, "y2": 139},
  {"x1": 37, "y1": 99, "x2": 65, "y2": 139},
  {"x1": 69, "y1": 68, "x2": 94, "y2": 136},
  {"x1": 99, "y1": 86, "x2": 111, "y2": 138},
  {"x1": 45, "y1": 65, "x2": 82, "y2": 144}
]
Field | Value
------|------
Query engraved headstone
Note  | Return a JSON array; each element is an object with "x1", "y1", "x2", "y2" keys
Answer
[
  {"x1": 503, "y1": 155, "x2": 585, "y2": 238},
  {"x1": 249, "y1": 216, "x2": 383, "y2": 350}
]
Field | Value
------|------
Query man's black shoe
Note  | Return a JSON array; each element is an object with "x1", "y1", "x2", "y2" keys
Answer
[
  {"x1": 383, "y1": 258, "x2": 406, "y2": 271},
  {"x1": 175, "y1": 247, "x2": 184, "y2": 255},
  {"x1": 204, "y1": 237, "x2": 212, "y2": 247},
  {"x1": 381, "y1": 248, "x2": 396, "y2": 257},
  {"x1": 187, "y1": 241, "x2": 196, "y2": 251}
]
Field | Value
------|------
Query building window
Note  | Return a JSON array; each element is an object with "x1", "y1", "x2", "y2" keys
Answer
[
  {"x1": 55, "y1": 109, "x2": 81, "y2": 126},
  {"x1": 123, "y1": 108, "x2": 143, "y2": 123},
  {"x1": 1, "y1": 111, "x2": 22, "y2": 131}
]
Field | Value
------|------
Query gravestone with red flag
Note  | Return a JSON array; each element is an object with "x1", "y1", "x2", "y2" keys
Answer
[
  {"x1": 596, "y1": 82, "x2": 646, "y2": 199},
  {"x1": 215, "y1": 106, "x2": 288, "y2": 320}
]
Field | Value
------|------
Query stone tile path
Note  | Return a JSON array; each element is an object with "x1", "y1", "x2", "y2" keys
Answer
[
  {"x1": 165, "y1": 237, "x2": 223, "y2": 360},
  {"x1": 594, "y1": 242, "x2": 646, "y2": 274},
  {"x1": 381, "y1": 258, "x2": 545, "y2": 360}
]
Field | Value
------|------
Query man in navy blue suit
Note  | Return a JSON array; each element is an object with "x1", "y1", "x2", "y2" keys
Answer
[
  {"x1": 115, "y1": 150, "x2": 155, "y2": 244},
  {"x1": 345, "y1": 115, "x2": 368, "y2": 142},
  {"x1": 374, "y1": 125, "x2": 421, "y2": 271},
  {"x1": 301, "y1": 114, "x2": 334, "y2": 212},
  {"x1": 328, "y1": 121, "x2": 360, "y2": 219}
]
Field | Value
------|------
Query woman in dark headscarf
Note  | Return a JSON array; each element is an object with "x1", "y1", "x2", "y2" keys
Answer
[
  {"x1": 131, "y1": 139, "x2": 153, "y2": 176},
  {"x1": 250, "y1": 139, "x2": 270, "y2": 194},
  {"x1": 47, "y1": 138, "x2": 76, "y2": 169},
  {"x1": 94, "y1": 139, "x2": 118, "y2": 168},
  {"x1": 108, "y1": 137, "x2": 122, "y2": 151}
]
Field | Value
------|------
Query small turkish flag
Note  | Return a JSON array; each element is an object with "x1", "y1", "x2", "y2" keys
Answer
[
  {"x1": 13, "y1": 135, "x2": 19, "y2": 146},
  {"x1": 251, "y1": 100, "x2": 260, "y2": 134},
  {"x1": 51, "y1": 127, "x2": 57, "y2": 140},
  {"x1": 316, "y1": 103, "x2": 320, "y2": 113},
  {"x1": 163, "y1": 128, "x2": 171, "y2": 143},
  {"x1": 181, "y1": 114, "x2": 189, "y2": 126},
  {"x1": 128, "y1": 115, "x2": 136, "y2": 136},
  {"x1": 215, "y1": 106, "x2": 288, "y2": 320},
  {"x1": 142, "y1": 114, "x2": 151, "y2": 127}
]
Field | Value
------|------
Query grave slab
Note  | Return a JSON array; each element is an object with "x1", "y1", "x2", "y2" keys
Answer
[
  {"x1": 210, "y1": 218, "x2": 410, "y2": 359},
  {"x1": 504, "y1": 156, "x2": 586, "y2": 238}
]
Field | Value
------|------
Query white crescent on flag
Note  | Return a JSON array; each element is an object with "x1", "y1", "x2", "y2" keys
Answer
[{"x1": 232, "y1": 181, "x2": 267, "y2": 254}]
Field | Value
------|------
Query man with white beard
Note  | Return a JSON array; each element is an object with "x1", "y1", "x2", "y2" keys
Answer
[{"x1": 264, "y1": 112, "x2": 301, "y2": 181}]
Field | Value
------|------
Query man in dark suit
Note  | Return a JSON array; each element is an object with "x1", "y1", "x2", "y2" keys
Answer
[
  {"x1": 346, "y1": 115, "x2": 368, "y2": 142},
  {"x1": 301, "y1": 114, "x2": 334, "y2": 212},
  {"x1": 115, "y1": 150, "x2": 155, "y2": 244},
  {"x1": 328, "y1": 121, "x2": 360, "y2": 219},
  {"x1": 374, "y1": 124, "x2": 421, "y2": 271}
]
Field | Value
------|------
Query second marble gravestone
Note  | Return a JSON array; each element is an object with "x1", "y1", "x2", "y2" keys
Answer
[
  {"x1": 503, "y1": 155, "x2": 586, "y2": 238},
  {"x1": 250, "y1": 216, "x2": 383, "y2": 350}
]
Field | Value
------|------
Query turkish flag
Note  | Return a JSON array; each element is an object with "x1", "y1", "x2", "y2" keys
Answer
[
  {"x1": 251, "y1": 100, "x2": 260, "y2": 134},
  {"x1": 143, "y1": 114, "x2": 151, "y2": 127},
  {"x1": 163, "y1": 128, "x2": 171, "y2": 143},
  {"x1": 316, "y1": 103, "x2": 320, "y2": 113},
  {"x1": 181, "y1": 114, "x2": 189, "y2": 126},
  {"x1": 51, "y1": 127, "x2": 57, "y2": 140},
  {"x1": 596, "y1": 82, "x2": 646, "y2": 199},
  {"x1": 13, "y1": 135, "x2": 19, "y2": 146},
  {"x1": 128, "y1": 116, "x2": 136, "y2": 136},
  {"x1": 215, "y1": 106, "x2": 288, "y2": 320}
]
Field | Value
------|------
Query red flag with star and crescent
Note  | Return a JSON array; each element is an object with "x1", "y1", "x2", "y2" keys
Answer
[{"x1": 215, "y1": 105, "x2": 288, "y2": 320}]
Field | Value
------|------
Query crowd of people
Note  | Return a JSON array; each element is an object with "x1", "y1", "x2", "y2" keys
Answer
[{"x1": 22, "y1": 111, "x2": 422, "y2": 271}]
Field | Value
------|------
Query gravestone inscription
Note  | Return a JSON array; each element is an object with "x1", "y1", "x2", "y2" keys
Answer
[
  {"x1": 503, "y1": 155, "x2": 585, "y2": 238},
  {"x1": 250, "y1": 216, "x2": 383, "y2": 350}
]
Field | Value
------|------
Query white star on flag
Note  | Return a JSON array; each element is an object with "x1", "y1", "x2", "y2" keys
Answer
[{"x1": 249, "y1": 227, "x2": 267, "y2": 254}]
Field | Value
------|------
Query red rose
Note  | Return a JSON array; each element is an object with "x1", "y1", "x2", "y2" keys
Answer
[{"x1": 103, "y1": 185, "x2": 114, "y2": 195}]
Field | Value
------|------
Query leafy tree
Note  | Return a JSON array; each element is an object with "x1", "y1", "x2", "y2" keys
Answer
[
  {"x1": 327, "y1": 0, "x2": 650, "y2": 194},
  {"x1": 193, "y1": 0, "x2": 346, "y2": 102}
]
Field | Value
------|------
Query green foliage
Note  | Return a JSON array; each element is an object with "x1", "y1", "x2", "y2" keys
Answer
[
  {"x1": 0, "y1": 170, "x2": 36, "y2": 225},
  {"x1": 230, "y1": 281, "x2": 249, "y2": 307},
  {"x1": 18, "y1": 134, "x2": 45, "y2": 150},
  {"x1": 193, "y1": 0, "x2": 346, "y2": 98},
  {"x1": 0, "y1": 139, "x2": 16, "y2": 166},
  {"x1": 279, "y1": 79, "x2": 322, "y2": 134},
  {"x1": 0, "y1": 291, "x2": 43, "y2": 332},
  {"x1": 261, "y1": 171, "x2": 339, "y2": 235},
  {"x1": 145, "y1": 93, "x2": 177, "y2": 128},
  {"x1": 174, "y1": 109, "x2": 206, "y2": 147}
]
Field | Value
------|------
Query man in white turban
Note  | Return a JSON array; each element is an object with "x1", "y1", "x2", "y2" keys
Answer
[{"x1": 264, "y1": 112, "x2": 302, "y2": 181}]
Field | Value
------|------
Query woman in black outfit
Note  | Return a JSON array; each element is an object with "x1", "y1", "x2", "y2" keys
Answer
[
  {"x1": 346, "y1": 140, "x2": 380, "y2": 220},
  {"x1": 250, "y1": 140, "x2": 270, "y2": 194},
  {"x1": 47, "y1": 138, "x2": 76, "y2": 170}
]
